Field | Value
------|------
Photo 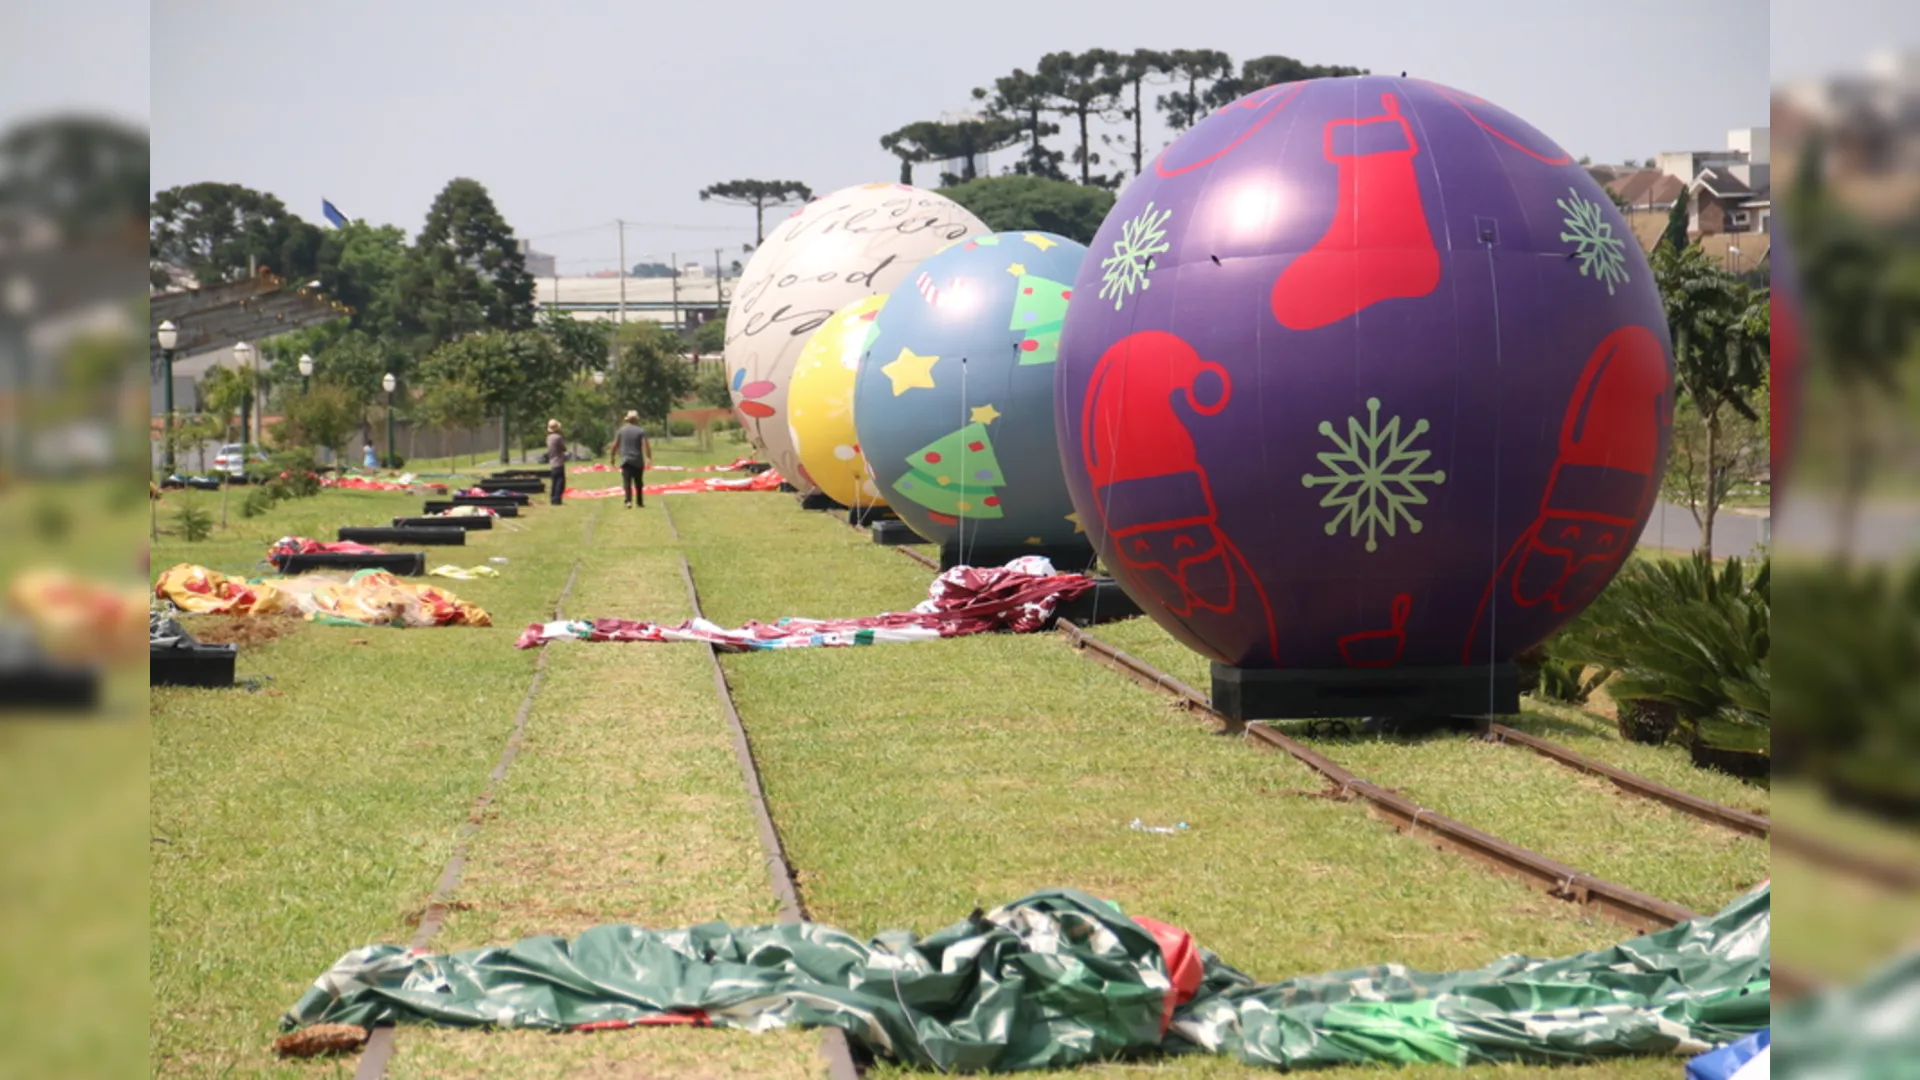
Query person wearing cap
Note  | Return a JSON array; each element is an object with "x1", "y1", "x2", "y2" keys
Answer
[
  {"x1": 609, "y1": 410, "x2": 652, "y2": 508},
  {"x1": 545, "y1": 419, "x2": 568, "y2": 506}
]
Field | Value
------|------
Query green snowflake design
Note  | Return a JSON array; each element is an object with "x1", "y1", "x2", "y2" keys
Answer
[
  {"x1": 1098, "y1": 201, "x2": 1173, "y2": 310},
  {"x1": 1301, "y1": 397, "x2": 1447, "y2": 553},
  {"x1": 1556, "y1": 187, "x2": 1629, "y2": 296}
]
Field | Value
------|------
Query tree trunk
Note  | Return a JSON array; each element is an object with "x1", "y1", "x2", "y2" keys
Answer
[
  {"x1": 499, "y1": 407, "x2": 510, "y2": 465},
  {"x1": 1700, "y1": 406, "x2": 1719, "y2": 555},
  {"x1": 1132, "y1": 79, "x2": 1144, "y2": 175},
  {"x1": 1078, "y1": 108, "x2": 1091, "y2": 185},
  {"x1": 753, "y1": 203, "x2": 765, "y2": 245},
  {"x1": 1838, "y1": 382, "x2": 1872, "y2": 567},
  {"x1": 1029, "y1": 105, "x2": 1041, "y2": 172}
]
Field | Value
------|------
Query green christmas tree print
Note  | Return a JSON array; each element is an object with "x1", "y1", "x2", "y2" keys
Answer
[
  {"x1": 893, "y1": 422, "x2": 1006, "y2": 519},
  {"x1": 1009, "y1": 275, "x2": 1072, "y2": 366}
]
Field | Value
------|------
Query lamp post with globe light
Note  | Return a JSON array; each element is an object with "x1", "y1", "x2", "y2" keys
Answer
[
  {"x1": 382, "y1": 373, "x2": 397, "y2": 468},
  {"x1": 232, "y1": 340, "x2": 256, "y2": 450},
  {"x1": 157, "y1": 319, "x2": 180, "y2": 472},
  {"x1": 299, "y1": 353, "x2": 314, "y2": 394}
]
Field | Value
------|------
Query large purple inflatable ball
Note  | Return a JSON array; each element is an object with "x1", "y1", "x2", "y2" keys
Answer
[
  {"x1": 1055, "y1": 76, "x2": 1674, "y2": 672},
  {"x1": 855, "y1": 231, "x2": 1091, "y2": 561}
]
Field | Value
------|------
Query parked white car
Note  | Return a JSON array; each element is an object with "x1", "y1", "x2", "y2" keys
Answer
[{"x1": 211, "y1": 444, "x2": 268, "y2": 475}]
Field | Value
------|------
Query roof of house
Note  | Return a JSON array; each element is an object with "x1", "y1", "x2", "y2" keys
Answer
[
  {"x1": 1606, "y1": 170, "x2": 1687, "y2": 207},
  {"x1": 1692, "y1": 166, "x2": 1754, "y2": 198}
]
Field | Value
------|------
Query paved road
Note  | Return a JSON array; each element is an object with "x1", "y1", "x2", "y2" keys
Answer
[{"x1": 1640, "y1": 501, "x2": 1769, "y2": 558}]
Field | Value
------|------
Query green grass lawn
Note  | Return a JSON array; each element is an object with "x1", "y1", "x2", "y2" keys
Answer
[
  {"x1": 149, "y1": 459, "x2": 1748, "y2": 1079},
  {"x1": 671, "y1": 494, "x2": 1706, "y2": 1080},
  {"x1": 1, "y1": 476, "x2": 150, "y2": 1079}
]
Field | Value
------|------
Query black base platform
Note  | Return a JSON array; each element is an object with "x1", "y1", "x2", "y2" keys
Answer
[
  {"x1": 273, "y1": 552, "x2": 427, "y2": 576},
  {"x1": 0, "y1": 664, "x2": 100, "y2": 709},
  {"x1": 488, "y1": 468, "x2": 548, "y2": 479},
  {"x1": 475, "y1": 478, "x2": 544, "y2": 494},
  {"x1": 778, "y1": 481, "x2": 798, "y2": 493},
  {"x1": 1053, "y1": 578, "x2": 1143, "y2": 627},
  {"x1": 848, "y1": 503, "x2": 896, "y2": 527},
  {"x1": 339, "y1": 526, "x2": 465, "y2": 546},
  {"x1": 940, "y1": 542, "x2": 1098, "y2": 573},
  {"x1": 151, "y1": 642, "x2": 238, "y2": 688},
  {"x1": 743, "y1": 461, "x2": 772, "y2": 474},
  {"x1": 454, "y1": 491, "x2": 530, "y2": 506},
  {"x1": 423, "y1": 501, "x2": 516, "y2": 517},
  {"x1": 799, "y1": 492, "x2": 845, "y2": 512},
  {"x1": 1210, "y1": 662, "x2": 1520, "y2": 722},
  {"x1": 871, "y1": 520, "x2": 929, "y2": 546},
  {"x1": 393, "y1": 515, "x2": 493, "y2": 531}
]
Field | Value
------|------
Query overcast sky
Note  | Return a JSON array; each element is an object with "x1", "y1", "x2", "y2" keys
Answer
[{"x1": 130, "y1": 1, "x2": 1906, "y2": 272}]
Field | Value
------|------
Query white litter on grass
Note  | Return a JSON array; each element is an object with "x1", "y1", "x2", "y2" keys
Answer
[{"x1": 489, "y1": 558, "x2": 509, "y2": 564}]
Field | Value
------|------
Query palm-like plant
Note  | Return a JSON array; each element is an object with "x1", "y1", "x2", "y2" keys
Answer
[{"x1": 1549, "y1": 552, "x2": 1769, "y2": 762}]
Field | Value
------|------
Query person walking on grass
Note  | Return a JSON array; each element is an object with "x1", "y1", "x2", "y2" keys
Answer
[
  {"x1": 611, "y1": 410, "x2": 652, "y2": 508},
  {"x1": 546, "y1": 418, "x2": 568, "y2": 506}
]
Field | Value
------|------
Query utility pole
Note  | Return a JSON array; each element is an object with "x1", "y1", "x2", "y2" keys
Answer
[
  {"x1": 670, "y1": 251, "x2": 680, "y2": 331},
  {"x1": 715, "y1": 247, "x2": 724, "y2": 308},
  {"x1": 617, "y1": 219, "x2": 627, "y2": 327}
]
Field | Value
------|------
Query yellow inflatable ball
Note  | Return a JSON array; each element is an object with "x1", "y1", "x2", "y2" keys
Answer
[{"x1": 787, "y1": 294, "x2": 891, "y2": 509}]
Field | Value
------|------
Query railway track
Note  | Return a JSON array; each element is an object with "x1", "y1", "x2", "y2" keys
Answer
[{"x1": 666, "y1": 500, "x2": 864, "y2": 1080}]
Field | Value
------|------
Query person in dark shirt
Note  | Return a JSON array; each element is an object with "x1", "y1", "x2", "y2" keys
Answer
[
  {"x1": 610, "y1": 410, "x2": 652, "y2": 508},
  {"x1": 545, "y1": 419, "x2": 567, "y2": 506}
]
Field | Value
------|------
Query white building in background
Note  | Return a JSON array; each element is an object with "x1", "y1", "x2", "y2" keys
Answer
[{"x1": 534, "y1": 272, "x2": 736, "y2": 330}]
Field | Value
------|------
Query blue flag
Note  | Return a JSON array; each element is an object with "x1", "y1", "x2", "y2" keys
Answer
[{"x1": 321, "y1": 199, "x2": 348, "y2": 228}]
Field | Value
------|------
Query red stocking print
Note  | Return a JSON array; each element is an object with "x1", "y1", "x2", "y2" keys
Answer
[{"x1": 1271, "y1": 93, "x2": 1441, "y2": 332}]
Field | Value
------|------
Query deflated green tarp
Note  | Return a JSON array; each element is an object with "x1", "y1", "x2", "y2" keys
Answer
[{"x1": 284, "y1": 885, "x2": 1769, "y2": 1072}]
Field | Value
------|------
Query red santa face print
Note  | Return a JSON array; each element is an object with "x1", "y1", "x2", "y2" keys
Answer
[
  {"x1": 1082, "y1": 331, "x2": 1280, "y2": 664},
  {"x1": 1464, "y1": 324, "x2": 1672, "y2": 662}
]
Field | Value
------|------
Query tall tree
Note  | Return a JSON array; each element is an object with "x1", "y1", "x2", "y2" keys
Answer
[
  {"x1": 1035, "y1": 50, "x2": 1128, "y2": 188},
  {"x1": 539, "y1": 309, "x2": 615, "y2": 375},
  {"x1": 1789, "y1": 137, "x2": 1920, "y2": 560},
  {"x1": 315, "y1": 220, "x2": 410, "y2": 341},
  {"x1": 1652, "y1": 242, "x2": 1771, "y2": 553},
  {"x1": 879, "y1": 124, "x2": 939, "y2": 186},
  {"x1": 698, "y1": 180, "x2": 814, "y2": 245},
  {"x1": 149, "y1": 182, "x2": 325, "y2": 287},
  {"x1": 940, "y1": 175, "x2": 1115, "y2": 245},
  {"x1": 607, "y1": 323, "x2": 696, "y2": 428},
  {"x1": 973, "y1": 69, "x2": 1066, "y2": 180},
  {"x1": 394, "y1": 178, "x2": 534, "y2": 357},
  {"x1": 1659, "y1": 188, "x2": 1692, "y2": 253},
  {"x1": 1115, "y1": 50, "x2": 1173, "y2": 177},
  {"x1": 418, "y1": 328, "x2": 572, "y2": 462},
  {"x1": 1203, "y1": 54, "x2": 1368, "y2": 110},
  {"x1": 0, "y1": 115, "x2": 148, "y2": 244},
  {"x1": 880, "y1": 117, "x2": 1025, "y2": 187},
  {"x1": 1156, "y1": 49, "x2": 1234, "y2": 133}
]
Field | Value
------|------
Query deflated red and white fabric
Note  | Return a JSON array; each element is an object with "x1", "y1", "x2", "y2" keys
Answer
[
  {"x1": 516, "y1": 556, "x2": 1093, "y2": 651},
  {"x1": 569, "y1": 457, "x2": 759, "y2": 474},
  {"x1": 269, "y1": 536, "x2": 387, "y2": 561},
  {"x1": 565, "y1": 470, "x2": 786, "y2": 499}
]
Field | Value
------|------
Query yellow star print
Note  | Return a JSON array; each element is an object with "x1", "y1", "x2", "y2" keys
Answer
[
  {"x1": 1066, "y1": 512, "x2": 1084, "y2": 534},
  {"x1": 882, "y1": 348, "x2": 939, "y2": 395},
  {"x1": 970, "y1": 403, "x2": 1001, "y2": 424},
  {"x1": 1023, "y1": 233, "x2": 1057, "y2": 251},
  {"x1": 1006, "y1": 262, "x2": 1027, "y2": 277}
]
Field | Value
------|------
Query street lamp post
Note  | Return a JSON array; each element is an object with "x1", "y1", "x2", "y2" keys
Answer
[
  {"x1": 592, "y1": 369, "x2": 608, "y2": 447},
  {"x1": 298, "y1": 353, "x2": 314, "y2": 394},
  {"x1": 233, "y1": 339, "x2": 256, "y2": 450},
  {"x1": 157, "y1": 320, "x2": 180, "y2": 473},
  {"x1": 382, "y1": 373, "x2": 397, "y2": 468}
]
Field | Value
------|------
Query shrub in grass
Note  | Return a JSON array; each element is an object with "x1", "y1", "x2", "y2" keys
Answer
[
  {"x1": 31, "y1": 496, "x2": 71, "y2": 541},
  {"x1": 1550, "y1": 550, "x2": 1768, "y2": 761},
  {"x1": 1775, "y1": 563, "x2": 1920, "y2": 817},
  {"x1": 668, "y1": 418, "x2": 696, "y2": 438},
  {"x1": 241, "y1": 485, "x2": 280, "y2": 519},
  {"x1": 173, "y1": 500, "x2": 214, "y2": 542}
]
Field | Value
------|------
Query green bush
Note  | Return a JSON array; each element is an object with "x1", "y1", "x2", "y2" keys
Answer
[
  {"x1": 668, "y1": 418, "x2": 696, "y2": 437},
  {"x1": 173, "y1": 500, "x2": 213, "y2": 542},
  {"x1": 725, "y1": 424, "x2": 748, "y2": 444},
  {"x1": 382, "y1": 452, "x2": 406, "y2": 469},
  {"x1": 252, "y1": 448, "x2": 322, "y2": 499},
  {"x1": 1549, "y1": 551, "x2": 1768, "y2": 756},
  {"x1": 241, "y1": 485, "x2": 280, "y2": 519}
]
